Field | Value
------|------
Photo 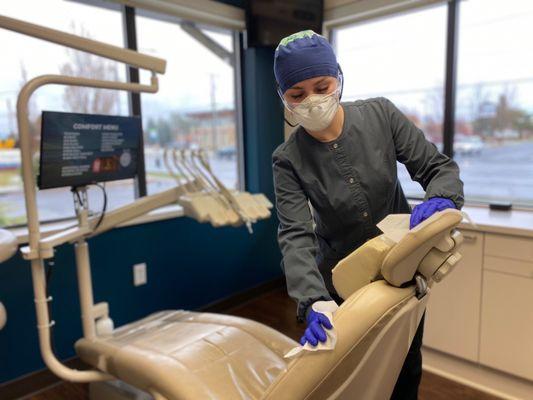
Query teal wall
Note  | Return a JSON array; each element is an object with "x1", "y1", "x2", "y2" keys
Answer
[
  {"x1": 0, "y1": 217, "x2": 282, "y2": 383},
  {"x1": 0, "y1": 29, "x2": 285, "y2": 384},
  {"x1": 243, "y1": 46, "x2": 284, "y2": 197}
]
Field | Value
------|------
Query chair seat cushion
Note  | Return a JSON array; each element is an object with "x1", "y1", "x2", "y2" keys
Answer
[{"x1": 76, "y1": 310, "x2": 298, "y2": 400}]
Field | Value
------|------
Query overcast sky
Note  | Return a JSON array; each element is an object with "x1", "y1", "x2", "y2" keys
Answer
[
  {"x1": 336, "y1": 0, "x2": 533, "y2": 118},
  {"x1": 0, "y1": 0, "x2": 234, "y2": 135},
  {"x1": 1, "y1": 0, "x2": 532, "y2": 136}
]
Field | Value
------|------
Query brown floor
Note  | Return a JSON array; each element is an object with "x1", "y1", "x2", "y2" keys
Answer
[{"x1": 25, "y1": 287, "x2": 501, "y2": 400}]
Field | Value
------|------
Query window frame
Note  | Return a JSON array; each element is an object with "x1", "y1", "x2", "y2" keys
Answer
[
  {"x1": 129, "y1": 5, "x2": 245, "y2": 194},
  {"x1": 331, "y1": 0, "x2": 531, "y2": 207},
  {"x1": 330, "y1": 2, "x2": 458, "y2": 161},
  {"x1": 1, "y1": 0, "x2": 134, "y2": 229},
  {"x1": 2, "y1": 1, "x2": 245, "y2": 229}
]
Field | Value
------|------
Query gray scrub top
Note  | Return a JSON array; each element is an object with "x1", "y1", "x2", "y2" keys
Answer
[{"x1": 272, "y1": 97, "x2": 464, "y2": 321}]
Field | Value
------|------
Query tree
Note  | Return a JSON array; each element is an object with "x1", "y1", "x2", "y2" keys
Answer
[
  {"x1": 493, "y1": 87, "x2": 521, "y2": 133},
  {"x1": 154, "y1": 117, "x2": 172, "y2": 146},
  {"x1": 59, "y1": 24, "x2": 120, "y2": 115},
  {"x1": 144, "y1": 113, "x2": 193, "y2": 147},
  {"x1": 18, "y1": 62, "x2": 41, "y2": 151},
  {"x1": 170, "y1": 112, "x2": 193, "y2": 146},
  {"x1": 422, "y1": 84, "x2": 445, "y2": 142},
  {"x1": 469, "y1": 83, "x2": 493, "y2": 138},
  {"x1": 470, "y1": 85, "x2": 528, "y2": 140}
]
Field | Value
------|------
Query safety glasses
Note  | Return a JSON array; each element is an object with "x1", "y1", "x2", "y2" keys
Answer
[{"x1": 277, "y1": 68, "x2": 344, "y2": 111}]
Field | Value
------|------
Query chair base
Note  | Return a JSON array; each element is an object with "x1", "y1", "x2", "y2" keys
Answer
[{"x1": 89, "y1": 380, "x2": 153, "y2": 400}]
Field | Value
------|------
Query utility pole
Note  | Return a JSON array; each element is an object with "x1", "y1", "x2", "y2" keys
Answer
[
  {"x1": 6, "y1": 98, "x2": 14, "y2": 136},
  {"x1": 210, "y1": 73, "x2": 218, "y2": 152}
]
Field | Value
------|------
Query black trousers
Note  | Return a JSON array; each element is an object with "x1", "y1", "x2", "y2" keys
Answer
[{"x1": 389, "y1": 313, "x2": 425, "y2": 400}]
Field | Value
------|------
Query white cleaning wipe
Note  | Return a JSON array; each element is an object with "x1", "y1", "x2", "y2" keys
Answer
[
  {"x1": 376, "y1": 211, "x2": 475, "y2": 244},
  {"x1": 460, "y1": 210, "x2": 477, "y2": 229},
  {"x1": 376, "y1": 214, "x2": 411, "y2": 243},
  {"x1": 284, "y1": 300, "x2": 339, "y2": 358}
]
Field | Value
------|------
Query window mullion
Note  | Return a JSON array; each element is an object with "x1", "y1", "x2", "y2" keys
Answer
[
  {"x1": 123, "y1": 5, "x2": 147, "y2": 197},
  {"x1": 442, "y1": 0, "x2": 460, "y2": 158}
]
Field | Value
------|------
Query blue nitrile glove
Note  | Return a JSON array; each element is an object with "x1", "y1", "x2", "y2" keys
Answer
[
  {"x1": 410, "y1": 197, "x2": 456, "y2": 229},
  {"x1": 299, "y1": 308, "x2": 333, "y2": 346}
]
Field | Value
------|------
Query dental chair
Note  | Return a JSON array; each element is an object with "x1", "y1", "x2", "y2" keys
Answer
[
  {"x1": 0, "y1": 229, "x2": 17, "y2": 331},
  {"x1": 75, "y1": 209, "x2": 463, "y2": 400},
  {"x1": 1, "y1": 14, "x2": 464, "y2": 400}
]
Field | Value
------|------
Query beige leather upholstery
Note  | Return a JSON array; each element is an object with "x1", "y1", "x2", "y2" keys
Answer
[
  {"x1": 76, "y1": 311, "x2": 297, "y2": 399},
  {"x1": 0, "y1": 228, "x2": 17, "y2": 263},
  {"x1": 381, "y1": 209, "x2": 462, "y2": 287},
  {"x1": 263, "y1": 282, "x2": 425, "y2": 400},
  {"x1": 332, "y1": 235, "x2": 394, "y2": 300},
  {"x1": 76, "y1": 209, "x2": 463, "y2": 400},
  {"x1": 333, "y1": 209, "x2": 463, "y2": 299}
]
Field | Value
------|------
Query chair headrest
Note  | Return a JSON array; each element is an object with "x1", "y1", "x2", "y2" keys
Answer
[
  {"x1": 381, "y1": 209, "x2": 462, "y2": 287},
  {"x1": 332, "y1": 209, "x2": 463, "y2": 299}
]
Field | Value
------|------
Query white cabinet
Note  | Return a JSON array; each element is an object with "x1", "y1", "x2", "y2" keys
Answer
[
  {"x1": 479, "y1": 233, "x2": 533, "y2": 381},
  {"x1": 424, "y1": 230, "x2": 483, "y2": 362},
  {"x1": 479, "y1": 270, "x2": 533, "y2": 381},
  {"x1": 424, "y1": 229, "x2": 533, "y2": 383},
  {"x1": 484, "y1": 233, "x2": 533, "y2": 261}
]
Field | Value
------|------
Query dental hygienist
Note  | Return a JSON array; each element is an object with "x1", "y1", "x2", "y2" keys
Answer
[{"x1": 272, "y1": 31, "x2": 464, "y2": 399}]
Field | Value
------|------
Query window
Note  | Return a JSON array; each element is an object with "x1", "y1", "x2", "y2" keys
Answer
[
  {"x1": 136, "y1": 11, "x2": 240, "y2": 194},
  {"x1": 0, "y1": 1, "x2": 244, "y2": 227},
  {"x1": 0, "y1": 0, "x2": 130, "y2": 226},
  {"x1": 455, "y1": 0, "x2": 533, "y2": 206},
  {"x1": 334, "y1": 5, "x2": 448, "y2": 199}
]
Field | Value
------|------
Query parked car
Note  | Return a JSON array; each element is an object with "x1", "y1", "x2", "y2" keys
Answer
[
  {"x1": 454, "y1": 135, "x2": 484, "y2": 156},
  {"x1": 216, "y1": 146, "x2": 237, "y2": 160}
]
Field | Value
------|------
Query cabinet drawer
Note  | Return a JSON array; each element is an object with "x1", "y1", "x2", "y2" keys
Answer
[
  {"x1": 485, "y1": 256, "x2": 533, "y2": 279},
  {"x1": 480, "y1": 270, "x2": 533, "y2": 381},
  {"x1": 424, "y1": 230, "x2": 483, "y2": 362},
  {"x1": 485, "y1": 233, "x2": 533, "y2": 262}
]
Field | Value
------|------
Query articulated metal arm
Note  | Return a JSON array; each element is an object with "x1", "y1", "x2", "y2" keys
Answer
[{"x1": 0, "y1": 14, "x2": 168, "y2": 383}]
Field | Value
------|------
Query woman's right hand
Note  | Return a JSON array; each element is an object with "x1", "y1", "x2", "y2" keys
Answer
[{"x1": 300, "y1": 308, "x2": 333, "y2": 346}]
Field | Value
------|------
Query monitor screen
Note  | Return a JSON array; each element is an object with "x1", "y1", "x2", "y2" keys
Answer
[
  {"x1": 246, "y1": 0, "x2": 323, "y2": 47},
  {"x1": 39, "y1": 111, "x2": 142, "y2": 189}
]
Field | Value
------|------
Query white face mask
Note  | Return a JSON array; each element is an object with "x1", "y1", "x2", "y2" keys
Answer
[{"x1": 291, "y1": 91, "x2": 340, "y2": 132}]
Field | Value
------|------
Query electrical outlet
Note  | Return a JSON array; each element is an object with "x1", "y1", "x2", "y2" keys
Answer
[{"x1": 133, "y1": 263, "x2": 147, "y2": 286}]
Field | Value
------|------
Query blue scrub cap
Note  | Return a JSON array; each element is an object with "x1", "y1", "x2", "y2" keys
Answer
[{"x1": 274, "y1": 30, "x2": 339, "y2": 94}]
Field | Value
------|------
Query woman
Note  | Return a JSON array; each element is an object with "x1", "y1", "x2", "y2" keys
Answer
[{"x1": 272, "y1": 30, "x2": 464, "y2": 399}]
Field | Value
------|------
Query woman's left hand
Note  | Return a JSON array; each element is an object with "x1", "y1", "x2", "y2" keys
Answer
[{"x1": 410, "y1": 197, "x2": 456, "y2": 229}]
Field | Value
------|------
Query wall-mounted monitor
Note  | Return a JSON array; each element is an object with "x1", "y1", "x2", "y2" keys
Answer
[
  {"x1": 246, "y1": 0, "x2": 323, "y2": 47},
  {"x1": 39, "y1": 111, "x2": 142, "y2": 189}
]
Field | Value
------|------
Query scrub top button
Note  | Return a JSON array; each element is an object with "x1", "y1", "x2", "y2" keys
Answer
[
  {"x1": 349, "y1": 177, "x2": 355, "y2": 184},
  {"x1": 333, "y1": 143, "x2": 338, "y2": 149},
  {"x1": 363, "y1": 212, "x2": 368, "y2": 218}
]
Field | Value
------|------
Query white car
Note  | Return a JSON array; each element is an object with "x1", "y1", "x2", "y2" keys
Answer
[{"x1": 455, "y1": 135, "x2": 484, "y2": 156}]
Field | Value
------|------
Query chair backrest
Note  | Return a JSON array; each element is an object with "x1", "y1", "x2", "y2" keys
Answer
[
  {"x1": 332, "y1": 209, "x2": 463, "y2": 300},
  {"x1": 264, "y1": 210, "x2": 463, "y2": 400}
]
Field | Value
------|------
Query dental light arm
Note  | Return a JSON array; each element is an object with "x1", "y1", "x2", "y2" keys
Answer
[
  {"x1": 0, "y1": 13, "x2": 168, "y2": 383},
  {"x1": 163, "y1": 148, "x2": 180, "y2": 182},
  {"x1": 22, "y1": 186, "x2": 184, "y2": 259},
  {"x1": 193, "y1": 150, "x2": 254, "y2": 233},
  {"x1": 2, "y1": 13, "x2": 272, "y2": 385},
  {"x1": 171, "y1": 149, "x2": 197, "y2": 191},
  {"x1": 176, "y1": 150, "x2": 243, "y2": 227},
  {"x1": 0, "y1": 15, "x2": 166, "y2": 74}
]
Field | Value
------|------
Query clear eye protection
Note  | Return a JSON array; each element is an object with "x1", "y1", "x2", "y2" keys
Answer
[{"x1": 277, "y1": 67, "x2": 344, "y2": 111}]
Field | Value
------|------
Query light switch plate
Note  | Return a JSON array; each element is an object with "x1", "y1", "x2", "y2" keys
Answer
[{"x1": 133, "y1": 263, "x2": 147, "y2": 286}]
